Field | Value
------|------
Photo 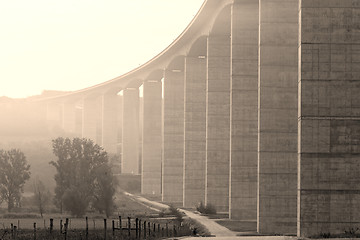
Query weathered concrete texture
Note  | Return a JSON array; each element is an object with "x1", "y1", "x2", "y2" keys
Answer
[
  {"x1": 258, "y1": 0, "x2": 298, "y2": 234},
  {"x1": 298, "y1": 1, "x2": 360, "y2": 237},
  {"x1": 141, "y1": 81, "x2": 162, "y2": 195},
  {"x1": 122, "y1": 88, "x2": 140, "y2": 174},
  {"x1": 162, "y1": 69, "x2": 184, "y2": 205},
  {"x1": 101, "y1": 93, "x2": 119, "y2": 154},
  {"x1": 206, "y1": 34, "x2": 230, "y2": 212},
  {"x1": 82, "y1": 97, "x2": 101, "y2": 143},
  {"x1": 62, "y1": 102, "x2": 77, "y2": 133},
  {"x1": 229, "y1": 0, "x2": 258, "y2": 221},
  {"x1": 183, "y1": 56, "x2": 207, "y2": 208}
]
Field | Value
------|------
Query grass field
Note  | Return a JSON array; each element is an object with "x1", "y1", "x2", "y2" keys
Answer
[{"x1": 0, "y1": 191, "x2": 202, "y2": 239}]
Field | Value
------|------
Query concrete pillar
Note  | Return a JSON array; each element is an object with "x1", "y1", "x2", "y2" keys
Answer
[
  {"x1": 183, "y1": 55, "x2": 207, "y2": 208},
  {"x1": 206, "y1": 34, "x2": 230, "y2": 212},
  {"x1": 258, "y1": 0, "x2": 298, "y2": 234},
  {"x1": 75, "y1": 107, "x2": 83, "y2": 137},
  {"x1": 62, "y1": 102, "x2": 77, "y2": 133},
  {"x1": 141, "y1": 80, "x2": 162, "y2": 195},
  {"x1": 122, "y1": 88, "x2": 140, "y2": 174},
  {"x1": 102, "y1": 93, "x2": 119, "y2": 154},
  {"x1": 116, "y1": 95, "x2": 123, "y2": 157},
  {"x1": 298, "y1": 1, "x2": 360, "y2": 237},
  {"x1": 229, "y1": 0, "x2": 258, "y2": 221},
  {"x1": 162, "y1": 68, "x2": 185, "y2": 204},
  {"x1": 46, "y1": 102, "x2": 62, "y2": 129},
  {"x1": 82, "y1": 97, "x2": 101, "y2": 143}
]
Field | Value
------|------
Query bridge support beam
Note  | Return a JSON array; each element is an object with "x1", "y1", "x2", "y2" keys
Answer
[
  {"x1": 102, "y1": 93, "x2": 119, "y2": 154},
  {"x1": 141, "y1": 80, "x2": 162, "y2": 195},
  {"x1": 257, "y1": 0, "x2": 298, "y2": 234},
  {"x1": 183, "y1": 54, "x2": 207, "y2": 208},
  {"x1": 205, "y1": 34, "x2": 231, "y2": 212},
  {"x1": 122, "y1": 88, "x2": 140, "y2": 174},
  {"x1": 82, "y1": 97, "x2": 101, "y2": 143},
  {"x1": 229, "y1": 0, "x2": 259, "y2": 221},
  {"x1": 162, "y1": 68, "x2": 185, "y2": 204}
]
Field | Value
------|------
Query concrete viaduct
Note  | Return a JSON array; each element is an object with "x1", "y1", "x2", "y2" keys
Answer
[{"x1": 36, "y1": 0, "x2": 360, "y2": 237}]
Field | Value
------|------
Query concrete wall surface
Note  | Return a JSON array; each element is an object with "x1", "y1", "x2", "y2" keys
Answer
[{"x1": 298, "y1": 0, "x2": 360, "y2": 236}]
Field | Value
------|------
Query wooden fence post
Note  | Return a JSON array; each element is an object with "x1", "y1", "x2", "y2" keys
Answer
[
  {"x1": 11, "y1": 223, "x2": 13, "y2": 239},
  {"x1": 13, "y1": 226, "x2": 17, "y2": 240},
  {"x1": 135, "y1": 218, "x2": 138, "y2": 238},
  {"x1": 85, "y1": 217, "x2": 88, "y2": 240},
  {"x1": 143, "y1": 221, "x2": 146, "y2": 239},
  {"x1": 119, "y1": 216, "x2": 122, "y2": 235},
  {"x1": 60, "y1": 219, "x2": 63, "y2": 234},
  {"x1": 112, "y1": 220, "x2": 115, "y2": 239},
  {"x1": 64, "y1": 218, "x2": 69, "y2": 240},
  {"x1": 33, "y1": 223, "x2": 36, "y2": 240},
  {"x1": 50, "y1": 219, "x2": 53, "y2": 235},
  {"x1": 128, "y1": 217, "x2": 131, "y2": 237},
  {"x1": 103, "y1": 219, "x2": 107, "y2": 240}
]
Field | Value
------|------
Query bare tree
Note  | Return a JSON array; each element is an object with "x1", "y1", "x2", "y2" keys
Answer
[{"x1": 33, "y1": 178, "x2": 50, "y2": 217}]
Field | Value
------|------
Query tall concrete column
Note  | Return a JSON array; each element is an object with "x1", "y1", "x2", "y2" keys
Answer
[
  {"x1": 116, "y1": 95, "x2": 123, "y2": 156},
  {"x1": 229, "y1": 0, "x2": 259, "y2": 221},
  {"x1": 141, "y1": 80, "x2": 162, "y2": 195},
  {"x1": 122, "y1": 88, "x2": 140, "y2": 174},
  {"x1": 162, "y1": 68, "x2": 185, "y2": 204},
  {"x1": 206, "y1": 34, "x2": 231, "y2": 212},
  {"x1": 258, "y1": 0, "x2": 298, "y2": 234},
  {"x1": 82, "y1": 97, "x2": 101, "y2": 143},
  {"x1": 183, "y1": 54, "x2": 207, "y2": 208},
  {"x1": 102, "y1": 93, "x2": 119, "y2": 154},
  {"x1": 46, "y1": 102, "x2": 62, "y2": 129},
  {"x1": 62, "y1": 102, "x2": 77, "y2": 133},
  {"x1": 298, "y1": 2, "x2": 360, "y2": 237}
]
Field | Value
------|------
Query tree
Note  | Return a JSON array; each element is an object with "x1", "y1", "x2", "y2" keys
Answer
[
  {"x1": 33, "y1": 178, "x2": 51, "y2": 217},
  {"x1": 92, "y1": 163, "x2": 117, "y2": 217},
  {"x1": 50, "y1": 137, "x2": 116, "y2": 217},
  {"x1": 0, "y1": 149, "x2": 31, "y2": 211}
]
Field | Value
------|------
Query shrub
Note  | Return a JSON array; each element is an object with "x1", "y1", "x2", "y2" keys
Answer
[{"x1": 196, "y1": 202, "x2": 216, "y2": 215}]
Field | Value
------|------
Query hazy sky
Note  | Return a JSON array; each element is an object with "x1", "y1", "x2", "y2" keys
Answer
[{"x1": 0, "y1": 0, "x2": 204, "y2": 98}]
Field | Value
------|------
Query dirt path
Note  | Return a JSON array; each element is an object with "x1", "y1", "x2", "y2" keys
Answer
[{"x1": 124, "y1": 192, "x2": 249, "y2": 238}]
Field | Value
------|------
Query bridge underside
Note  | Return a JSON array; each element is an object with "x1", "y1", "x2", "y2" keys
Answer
[{"x1": 42, "y1": 0, "x2": 360, "y2": 237}]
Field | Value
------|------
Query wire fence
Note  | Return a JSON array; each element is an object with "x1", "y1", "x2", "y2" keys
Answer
[{"x1": 0, "y1": 215, "x2": 195, "y2": 240}]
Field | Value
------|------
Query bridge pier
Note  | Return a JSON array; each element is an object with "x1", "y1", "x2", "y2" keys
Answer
[
  {"x1": 183, "y1": 52, "x2": 207, "y2": 208},
  {"x1": 62, "y1": 102, "x2": 77, "y2": 134},
  {"x1": 205, "y1": 33, "x2": 231, "y2": 212},
  {"x1": 257, "y1": 0, "x2": 298, "y2": 234},
  {"x1": 82, "y1": 97, "x2": 101, "y2": 143},
  {"x1": 46, "y1": 102, "x2": 62, "y2": 131},
  {"x1": 122, "y1": 88, "x2": 140, "y2": 174},
  {"x1": 162, "y1": 67, "x2": 185, "y2": 204},
  {"x1": 141, "y1": 80, "x2": 162, "y2": 195},
  {"x1": 102, "y1": 93, "x2": 119, "y2": 154},
  {"x1": 229, "y1": 0, "x2": 259, "y2": 221}
]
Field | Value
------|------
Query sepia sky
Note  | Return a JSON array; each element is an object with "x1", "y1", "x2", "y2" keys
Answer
[{"x1": 0, "y1": 0, "x2": 204, "y2": 98}]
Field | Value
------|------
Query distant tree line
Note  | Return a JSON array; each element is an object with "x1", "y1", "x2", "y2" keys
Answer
[{"x1": 0, "y1": 137, "x2": 117, "y2": 218}]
